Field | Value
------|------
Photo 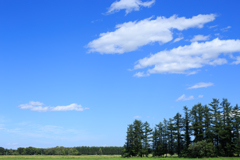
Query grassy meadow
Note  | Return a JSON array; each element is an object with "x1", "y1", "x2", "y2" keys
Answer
[{"x1": 0, "y1": 155, "x2": 240, "y2": 160}]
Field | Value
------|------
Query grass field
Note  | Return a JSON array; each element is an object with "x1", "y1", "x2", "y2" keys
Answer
[{"x1": 0, "y1": 155, "x2": 240, "y2": 160}]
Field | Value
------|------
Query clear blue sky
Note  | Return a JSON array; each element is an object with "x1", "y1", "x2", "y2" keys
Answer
[{"x1": 0, "y1": 0, "x2": 240, "y2": 149}]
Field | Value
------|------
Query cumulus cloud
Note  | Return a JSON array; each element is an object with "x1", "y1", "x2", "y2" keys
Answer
[
  {"x1": 176, "y1": 94, "x2": 194, "y2": 101},
  {"x1": 107, "y1": 0, "x2": 155, "y2": 14},
  {"x1": 188, "y1": 82, "x2": 213, "y2": 89},
  {"x1": 190, "y1": 35, "x2": 210, "y2": 42},
  {"x1": 87, "y1": 14, "x2": 216, "y2": 54},
  {"x1": 199, "y1": 95, "x2": 204, "y2": 98},
  {"x1": 232, "y1": 56, "x2": 240, "y2": 65},
  {"x1": 133, "y1": 38, "x2": 240, "y2": 76},
  {"x1": 18, "y1": 101, "x2": 89, "y2": 112}
]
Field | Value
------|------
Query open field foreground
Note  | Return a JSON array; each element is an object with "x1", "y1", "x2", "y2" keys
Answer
[{"x1": 0, "y1": 156, "x2": 240, "y2": 160}]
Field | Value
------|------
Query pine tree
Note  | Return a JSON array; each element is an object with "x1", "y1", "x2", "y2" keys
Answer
[
  {"x1": 168, "y1": 118, "x2": 175, "y2": 156},
  {"x1": 219, "y1": 98, "x2": 234, "y2": 156},
  {"x1": 203, "y1": 105, "x2": 213, "y2": 143},
  {"x1": 173, "y1": 113, "x2": 183, "y2": 156},
  {"x1": 152, "y1": 122, "x2": 164, "y2": 157},
  {"x1": 163, "y1": 119, "x2": 169, "y2": 157},
  {"x1": 122, "y1": 124, "x2": 134, "y2": 157},
  {"x1": 142, "y1": 121, "x2": 152, "y2": 157},
  {"x1": 183, "y1": 106, "x2": 191, "y2": 151},
  {"x1": 132, "y1": 120, "x2": 143, "y2": 157},
  {"x1": 209, "y1": 98, "x2": 221, "y2": 155},
  {"x1": 232, "y1": 104, "x2": 240, "y2": 156},
  {"x1": 152, "y1": 127, "x2": 159, "y2": 157},
  {"x1": 194, "y1": 103, "x2": 204, "y2": 142}
]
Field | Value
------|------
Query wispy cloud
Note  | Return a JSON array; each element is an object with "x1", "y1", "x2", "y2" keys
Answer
[
  {"x1": 88, "y1": 14, "x2": 216, "y2": 54},
  {"x1": 18, "y1": 101, "x2": 89, "y2": 112},
  {"x1": 221, "y1": 26, "x2": 231, "y2": 32},
  {"x1": 107, "y1": 0, "x2": 155, "y2": 15},
  {"x1": 133, "y1": 116, "x2": 142, "y2": 119},
  {"x1": 2, "y1": 122, "x2": 99, "y2": 145},
  {"x1": 133, "y1": 38, "x2": 240, "y2": 76},
  {"x1": 190, "y1": 35, "x2": 210, "y2": 42},
  {"x1": 173, "y1": 37, "x2": 184, "y2": 42},
  {"x1": 198, "y1": 95, "x2": 204, "y2": 98},
  {"x1": 186, "y1": 70, "x2": 200, "y2": 76},
  {"x1": 176, "y1": 94, "x2": 194, "y2": 101},
  {"x1": 209, "y1": 25, "x2": 218, "y2": 29},
  {"x1": 188, "y1": 82, "x2": 213, "y2": 89},
  {"x1": 133, "y1": 71, "x2": 150, "y2": 77}
]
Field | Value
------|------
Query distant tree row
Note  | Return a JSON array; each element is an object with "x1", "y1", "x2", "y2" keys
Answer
[
  {"x1": 122, "y1": 98, "x2": 240, "y2": 157},
  {"x1": 0, "y1": 146, "x2": 123, "y2": 155}
]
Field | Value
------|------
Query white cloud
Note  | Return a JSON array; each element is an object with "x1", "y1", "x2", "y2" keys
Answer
[
  {"x1": 87, "y1": 14, "x2": 216, "y2": 54},
  {"x1": 188, "y1": 82, "x2": 213, "y2": 89},
  {"x1": 51, "y1": 104, "x2": 86, "y2": 111},
  {"x1": 176, "y1": 94, "x2": 194, "y2": 101},
  {"x1": 18, "y1": 101, "x2": 89, "y2": 112},
  {"x1": 173, "y1": 37, "x2": 184, "y2": 42},
  {"x1": 209, "y1": 25, "x2": 218, "y2": 28},
  {"x1": 198, "y1": 95, "x2": 204, "y2": 98},
  {"x1": 232, "y1": 56, "x2": 240, "y2": 65},
  {"x1": 190, "y1": 35, "x2": 210, "y2": 42},
  {"x1": 186, "y1": 70, "x2": 200, "y2": 76},
  {"x1": 133, "y1": 38, "x2": 240, "y2": 76},
  {"x1": 221, "y1": 26, "x2": 231, "y2": 32},
  {"x1": 134, "y1": 116, "x2": 142, "y2": 119},
  {"x1": 133, "y1": 71, "x2": 150, "y2": 77},
  {"x1": 107, "y1": 0, "x2": 155, "y2": 14}
]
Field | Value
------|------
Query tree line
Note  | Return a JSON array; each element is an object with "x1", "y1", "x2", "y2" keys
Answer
[
  {"x1": 122, "y1": 98, "x2": 240, "y2": 157},
  {"x1": 0, "y1": 146, "x2": 123, "y2": 155}
]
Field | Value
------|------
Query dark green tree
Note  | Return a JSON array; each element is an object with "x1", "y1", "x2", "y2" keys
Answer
[
  {"x1": 232, "y1": 104, "x2": 240, "y2": 156},
  {"x1": 183, "y1": 106, "x2": 191, "y2": 148},
  {"x1": 203, "y1": 105, "x2": 213, "y2": 143},
  {"x1": 209, "y1": 98, "x2": 221, "y2": 155},
  {"x1": 132, "y1": 120, "x2": 143, "y2": 157},
  {"x1": 142, "y1": 121, "x2": 152, "y2": 157},
  {"x1": 173, "y1": 113, "x2": 183, "y2": 156},
  {"x1": 219, "y1": 98, "x2": 234, "y2": 156},
  {"x1": 122, "y1": 124, "x2": 134, "y2": 157},
  {"x1": 163, "y1": 119, "x2": 169, "y2": 157},
  {"x1": 168, "y1": 118, "x2": 175, "y2": 156}
]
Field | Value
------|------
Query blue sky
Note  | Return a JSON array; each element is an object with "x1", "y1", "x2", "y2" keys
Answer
[{"x1": 0, "y1": 0, "x2": 240, "y2": 149}]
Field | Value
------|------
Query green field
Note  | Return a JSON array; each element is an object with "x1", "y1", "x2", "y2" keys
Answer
[{"x1": 0, "y1": 155, "x2": 240, "y2": 160}]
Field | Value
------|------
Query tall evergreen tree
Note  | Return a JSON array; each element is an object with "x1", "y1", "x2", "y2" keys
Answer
[
  {"x1": 191, "y1": 103, "x2": 204, "y2": 142},
  {"x1": 122, "y1": 124, "x2": 135, "y2": 157},
  {"x1": 232, "y1": 104, "x2": 240, "y2": 156},
  {"x1": 209, "y1": 98, "x2": 221, "y2": 155},
  {"x1": 163, "y1": 119, "x2": 169, "y2": 157},
  {"x1": 173, "y1": 113, "x2": 183, "y2": 156},
  {"x1": 132, "y1": 120, "x2": 144, "y2": 157},
  {"x1": 203, "y1": 105, "x2": 213, "y2": 143},
  {"x1": 219, "y1": 98, "x2": 234, "y2": 156},
  {"x1": 168, "y1": 118, "x2": 175, "y2": 156},
  {"x1": 152, "y1": 127, "x2": 159, "y2": 157},
  {"x1": 183, "y1": 106, "x2": 191, "y2": 149},
  {"x1": 142, "y1": 121, "x2": 152, "y2": 157},
  {"x1": 152, "y1": 122, "x2": 164, "y2": 157}
]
